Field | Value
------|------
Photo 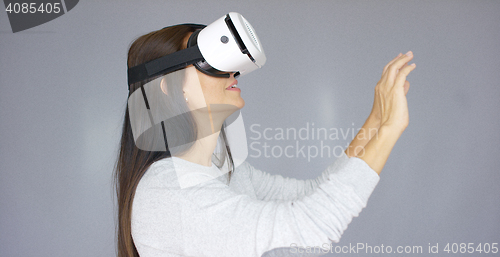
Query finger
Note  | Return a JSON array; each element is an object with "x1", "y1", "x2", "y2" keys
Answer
[
  {"x1": 394, "y1": 63, "x2": 416, "y2": 90},
  {"x1": 396, "y1": 62, "x2": 409, "y2": 75},
  {"x1": 380, "y1": 52, "x2": 411, "y2": 83},
  {"x1": 387, "y1": 51, "x2": 414, "y2": 83},
  {"x1": 404, "y1": 80, "x2": 410, "y2": 95},
  {"x1": 382, "y1": 53, "x2": 403, "y2": 74}
]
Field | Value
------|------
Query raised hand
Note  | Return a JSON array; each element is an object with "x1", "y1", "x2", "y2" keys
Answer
[
  {"x1": 372, "y1": 51, "x2": 416, "y2": 132},
  {"x1": 350, "y1": 52, "x2": 416, "y2": 174}
]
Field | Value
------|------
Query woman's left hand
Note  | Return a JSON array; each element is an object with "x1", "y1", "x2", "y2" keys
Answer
[
  {"x1": 368, "y1": 53, "x2": 411, "y2": 127},
  {"x1": 345, "y1": 52, "x2": 414, "y2": 158}
]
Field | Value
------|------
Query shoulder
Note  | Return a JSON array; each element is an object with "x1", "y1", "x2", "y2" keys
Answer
[
  {"x1": 137, "y1": 157, "x2": 181, "y2": 191},
  {"x1": 234, "y1": 160, "x2": 251, "y2": 173},
  {"x1": 138, "y1": 157, "x2": 235, "y2": 191},
  {"x1": 233, "y1": 160, "x2": 261, "y2": 181}
]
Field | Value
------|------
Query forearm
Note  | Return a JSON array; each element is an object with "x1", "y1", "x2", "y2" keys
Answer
[
  {"x1": 357, "y1": 125, "x2": 403, "y2": 175},
  {"x1": 345, "y1": 114, "x2": 380, "y2": 157}
]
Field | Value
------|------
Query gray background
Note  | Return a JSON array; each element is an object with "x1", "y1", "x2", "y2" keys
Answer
[{"x1": 1, "y1": 0, "x2": 499, "y2": 256}]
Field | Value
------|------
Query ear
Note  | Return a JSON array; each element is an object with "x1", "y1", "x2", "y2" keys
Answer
[{"x1": 160, "y1": 77, "x2": 168, "y2": 95}]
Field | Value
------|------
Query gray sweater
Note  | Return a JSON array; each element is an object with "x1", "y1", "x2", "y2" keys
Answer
[{"x1": 131, "y1": 152, "x2": 380, "y2": 257}]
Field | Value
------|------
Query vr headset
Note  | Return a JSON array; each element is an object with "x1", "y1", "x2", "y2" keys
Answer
[{"x1": 127, "y1": 12, "x2": 266, "y2": 87}]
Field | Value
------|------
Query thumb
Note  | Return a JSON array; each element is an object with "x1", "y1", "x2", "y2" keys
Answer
[{"x1": 404, "y1": 81, "x2": 410, "y2": 95}]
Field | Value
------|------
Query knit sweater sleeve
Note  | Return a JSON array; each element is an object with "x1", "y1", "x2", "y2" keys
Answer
[
  {"x1": 132, "y1": 155, "x2": 380, "y2": 257},
  {"x1": 244, "y1": 151, "x2": 358, "y2": 201}
]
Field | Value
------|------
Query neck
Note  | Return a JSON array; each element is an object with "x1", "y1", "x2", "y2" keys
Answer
[
  {"x1": 176, "y1": 104, "x2": 238, "y2": 166},
  {"x1": 176, "y1": 131, "x2": 220, "y2": 167},
  {"x1": 175, "y1": 105, "x2": 227, "y2": 166}
]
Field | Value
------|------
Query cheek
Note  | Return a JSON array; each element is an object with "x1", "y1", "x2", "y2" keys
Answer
[
  {"x1": 201, "y1": 82, "x2": 225, "y2": 103},
  {"x1": 187, "y1": 87, "x2": 208, "y2": 110}
]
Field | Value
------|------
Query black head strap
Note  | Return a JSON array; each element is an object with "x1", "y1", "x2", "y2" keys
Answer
[
  {"x1": 127, "y1": 23, "x2": 207, "y2": 87},
  {"x1": 127, "y1": 45, "x2": 203, "y2": 86}
]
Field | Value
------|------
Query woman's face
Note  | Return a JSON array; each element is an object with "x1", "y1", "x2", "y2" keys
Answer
[
  {"x1": 182, "y1": 32, "x2": 245, "y2": 110},
  {"x1": 195, "y1": 70, "x2": 244, "y2": 109}
]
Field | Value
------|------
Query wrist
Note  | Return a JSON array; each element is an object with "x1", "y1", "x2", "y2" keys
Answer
[
  {"x1": 379, "y1": 124, "x2": 405, "y2": 138},
  {"x1": 366, "y1": 112, "x2": 381, "y2": 128},
  {"x1": 357, "y1": 124, "x2": 403, "y2": 175}
]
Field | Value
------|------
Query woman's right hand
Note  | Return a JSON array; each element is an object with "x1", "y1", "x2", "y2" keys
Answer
[{"x1": 372, "y1": 51, "x2": 416, "y2": 134}]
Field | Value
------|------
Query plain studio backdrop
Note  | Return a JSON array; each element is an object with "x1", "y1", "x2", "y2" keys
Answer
[{"x1": 1, "y1": 1, "x2": 499, "y2": 256}]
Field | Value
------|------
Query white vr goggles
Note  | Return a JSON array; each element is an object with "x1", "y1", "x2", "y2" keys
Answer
[{"x1": 127, "y1": 12, "x2": 266, "y2": 87}]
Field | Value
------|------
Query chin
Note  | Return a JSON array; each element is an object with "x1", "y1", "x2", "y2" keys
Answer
[{"x1": 234, "y1": 98, "x2": 245, "y2": 109}]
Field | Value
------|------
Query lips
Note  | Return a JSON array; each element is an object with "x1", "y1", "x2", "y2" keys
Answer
[
  {"x1": 226, "y1": 80, "x2": 238, "y2": 89},
  {"x1": 226, "y1": 80, "x2": 240, "y2": 92}
]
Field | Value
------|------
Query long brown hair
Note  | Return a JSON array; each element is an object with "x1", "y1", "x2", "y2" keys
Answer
[{"x1": 114, "y1": 25, "x2": 234, "y2": 257}]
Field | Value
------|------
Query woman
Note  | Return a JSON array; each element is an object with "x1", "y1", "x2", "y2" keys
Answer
[{"x1": 115, "y1": 22, "x2": 416, "y2": 257}]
